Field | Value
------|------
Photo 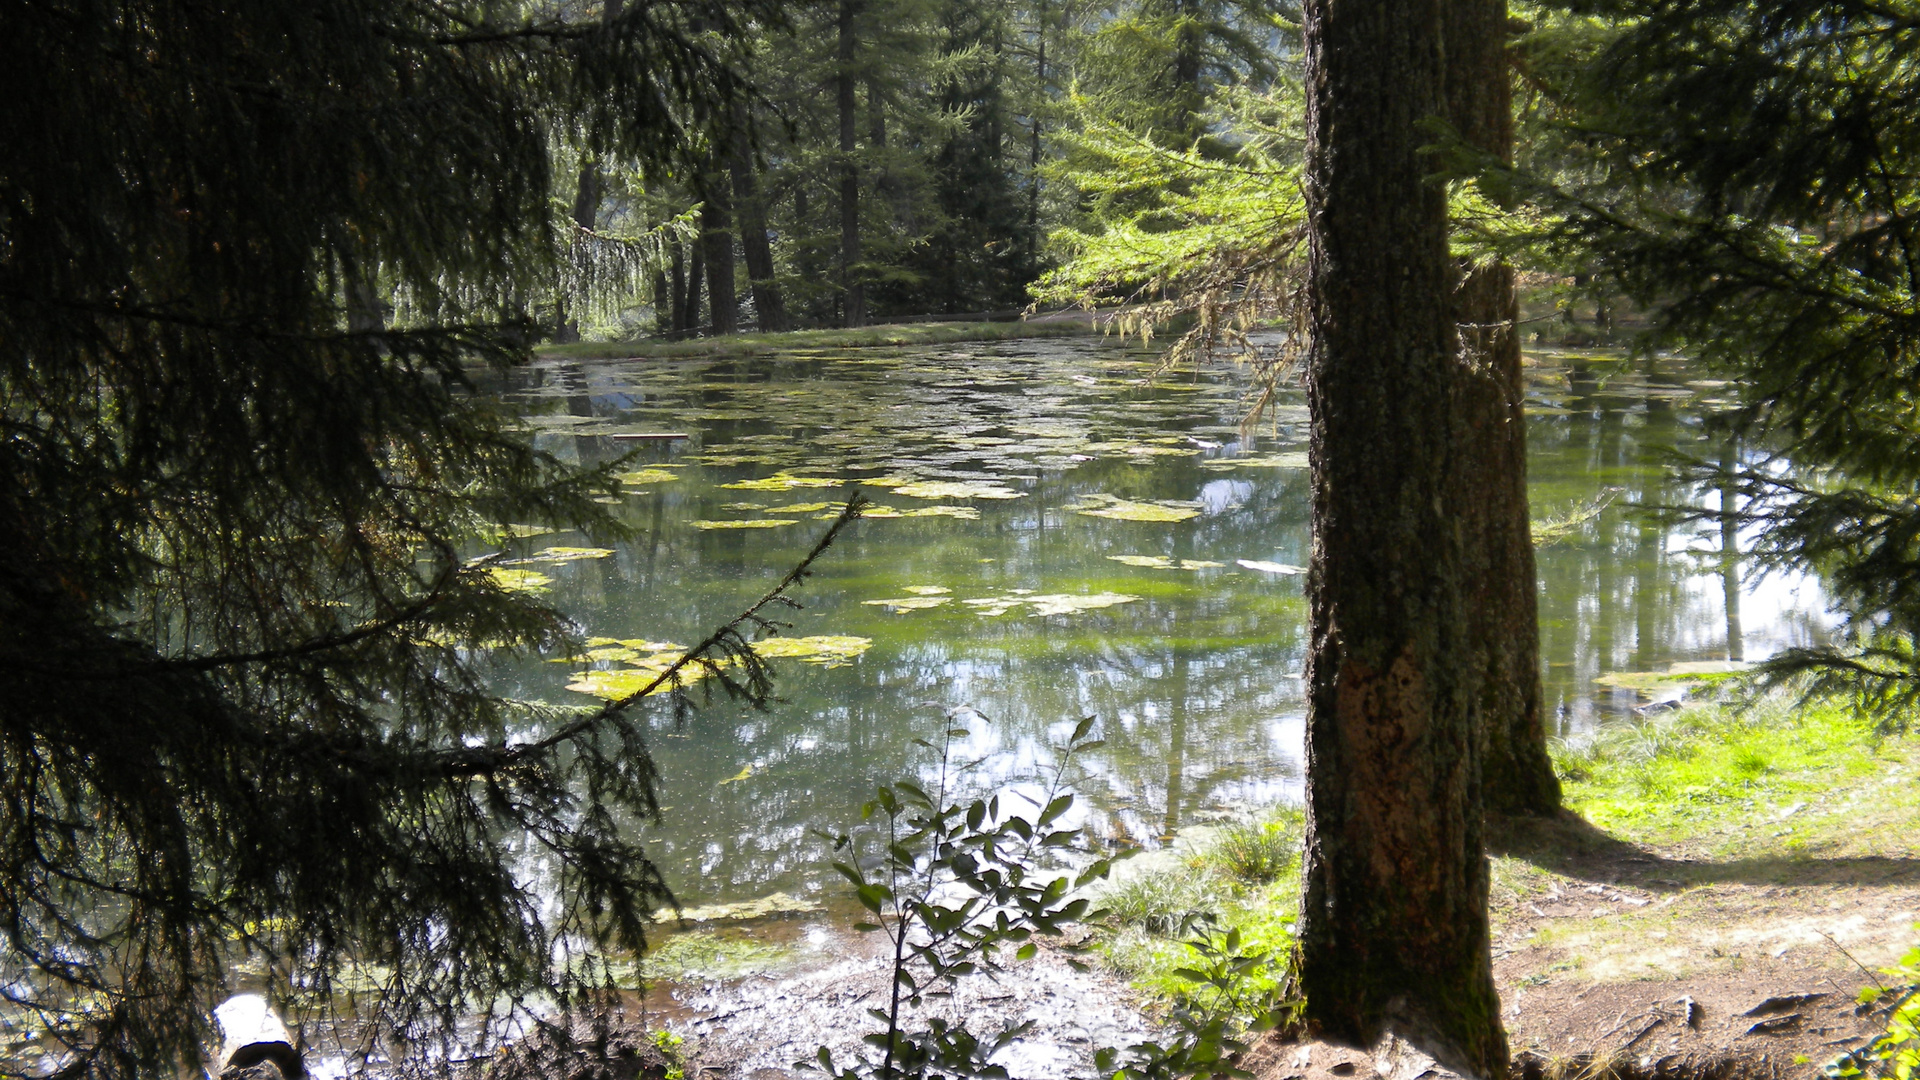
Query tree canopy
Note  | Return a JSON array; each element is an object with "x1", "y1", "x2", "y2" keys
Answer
[{"x1": 0, "y1": 0, "x2": 792, "y2": 1073}]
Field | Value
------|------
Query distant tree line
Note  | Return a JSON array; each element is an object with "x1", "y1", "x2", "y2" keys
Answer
[{"x1": 560, "y1": 0, "x2": 1293, "y2": 336}]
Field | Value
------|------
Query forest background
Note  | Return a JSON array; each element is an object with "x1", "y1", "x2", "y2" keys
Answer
[{"x1": 8, "y1": 0, "x2": 1920, "y2": 1076}]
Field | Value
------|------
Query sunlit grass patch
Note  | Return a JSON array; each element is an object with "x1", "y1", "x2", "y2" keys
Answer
[
  {"x1": 1554, "y1": 696, "x2": 1911, "y2": 855},
  {"x1": 1095, "y1": 807, "x2": 1304, "y2": 1003}
]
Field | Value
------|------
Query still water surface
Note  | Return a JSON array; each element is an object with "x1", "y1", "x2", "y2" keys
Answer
[{"x1": 490, "y1": 336, "x2": 1830, "y2": 908}]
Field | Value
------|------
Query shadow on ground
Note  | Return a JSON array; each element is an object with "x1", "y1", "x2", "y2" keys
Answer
[{"x1": 1488, "y1": 811, "x2": 1920, "y2": 891}]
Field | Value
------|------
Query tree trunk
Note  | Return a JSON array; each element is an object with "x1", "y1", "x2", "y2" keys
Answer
[
  {"x1": 1293, "y1": 0, "x2": 1507, "y2": 1073},
  {"x1": 653, "y1": 268, "x2": 670, "y2": 337},
  {"x1": 553, "y1": 160, "x2": 600, "y2": 344},
  {"x1": 837, "y1": 0, "x2": 866, "y2": 328},
  {"x1": 669, "y1": 244, "x2": 689, "y2": 336},
  {"x1": 1445, "y1": 0, "x2": 1561, "y2": 817},
  {"x1": 732, "y1": 134, "x2": 787, "y2": 333},
  {"x1": 699, "y1": 153, "x2": 737, "y2": 336}
]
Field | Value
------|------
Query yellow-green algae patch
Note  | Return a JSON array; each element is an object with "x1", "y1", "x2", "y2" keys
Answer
[
  {"x1": 749, "y1": 635, "x2": 873, "y2": 667},
  {"x1": 890, "y1": 479, "x2": 1026, "y2": 500},
  {"x1": 691, "y1": 518, "x2": 800, "y2": 530},
  {"x1": 486, "y1": 567, "x2": 553, "y2": 593},
  {"x1": 720, "y1": 473, "x2": 844, "y2": 492},
  {"x1": 509, "y1": 546, "x2": 615, "y2": 564},
  {"x1": 1108, "y1": 555, "x2": 1224, "y2": 570},
  {"x1": 861, "y1": 595, "x2": 953, "y2": 612}
]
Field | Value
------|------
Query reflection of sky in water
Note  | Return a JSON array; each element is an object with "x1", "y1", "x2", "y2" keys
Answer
[{"x1": 484, "y1": 340, "x2": 1830, "y2": 906}]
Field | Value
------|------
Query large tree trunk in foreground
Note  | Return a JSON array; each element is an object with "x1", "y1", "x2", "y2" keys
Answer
[
  {"x1": 1293, "y1": 0, "x2": 1508, "y2": 1073},
  {"x1": 1446, "y1": 0, "x2": 1561, "y2": 817}
]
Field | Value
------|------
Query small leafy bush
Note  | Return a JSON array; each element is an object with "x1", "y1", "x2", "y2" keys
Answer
[{"x1": 1828, "y1": 933, "x2": 1920, "y2": 1080}]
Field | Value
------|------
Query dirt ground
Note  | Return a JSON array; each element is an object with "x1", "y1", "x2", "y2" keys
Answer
[
  {"x1": 637, "y1": 799, "x2": 1918, "y2": 1080},
  {"x1": 1242, "y1": 807, "x2": 1919, "y2": 1080}
]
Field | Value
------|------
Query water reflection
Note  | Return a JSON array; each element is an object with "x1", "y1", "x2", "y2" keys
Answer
[{"x1": 486, "y1": 340, "x2": 1829, "y2": 905}]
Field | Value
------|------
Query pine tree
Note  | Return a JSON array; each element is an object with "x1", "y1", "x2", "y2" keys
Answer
[
  {"x1": 1289, "y1": 0, "x2": 1508, "y2": 1070},
  {"x1": 0, "y1": 0, "x2": 799, "y2": 1073},
  {"x1": 1526, "y1": 0, "x2": 1920, "y2": 723}
]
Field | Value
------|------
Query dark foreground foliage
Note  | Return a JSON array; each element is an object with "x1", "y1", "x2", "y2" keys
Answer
[{"x1": 0, "y1": 1, "x2": 805, "y2": 1075}]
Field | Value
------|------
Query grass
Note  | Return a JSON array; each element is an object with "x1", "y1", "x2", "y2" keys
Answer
[
  {"x1": 1551, "y1": 694, "x2": 1914, "y2": 859},
  {"x1": 532, "y1": 319, "x2": 1095, "y2": 362},
  {"x1": 1096, "y1": 808, "x2": 1304, "y2": 1002},
  {"x1": 1101, "y1": 694, "x2": 1920, "y2": 1005}
]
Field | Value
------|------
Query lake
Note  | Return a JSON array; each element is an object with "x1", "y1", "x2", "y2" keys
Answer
[{"x1": 488, "y1": 334, "x2": 1831, "y2": 911}]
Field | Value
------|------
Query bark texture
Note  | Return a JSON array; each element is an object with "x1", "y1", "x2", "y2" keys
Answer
[
  {"x1": 836, "y1": 0, "x2": 866, "y2": 328},
  {"x1": 700, "y1": 161, "x2": 736, "y2": 336},
  {"x1": 732, "y1": 133, "x2": 787, "y2": 332},
  {"x1": 1445, "y1": 0, "x2": 1561, "y2": 817},
  {"x1": 1294, "y1": 0, "x2": 1508, "y2": 1073}
]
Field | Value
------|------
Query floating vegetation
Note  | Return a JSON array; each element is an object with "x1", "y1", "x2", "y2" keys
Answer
[
  {"x1": 615, "y1": 468, "x2": 682, "y2": 486},
  {"x1": 1069, "y1": 494, "x2": 1201, "y2": 523},
  {"x1": 486, "y1": 567, "x2": 553, "y2": 593},
  {"x1": 901, "y1": 586, "x2": 951, "y2": 595},
  {"x1": 584, "y1": 636, "x2": 684, "y2": 651},
  {"x1": 766, "y1": 501, "x2": 837, "y2": 514},
  {"x1": 691, "y1": 518, "x2": 800, "y2": 530},
  {"x1": 959, "y1": 591, "x2": 1140, "y2": 617},
  {"x1": 861, "y1": 596, "x2": 954, "y2": 612},
  {"x1": 1236, "y1": 559, "x2": 1306, "y2": 575},
  {"x1": 1107, "y1": 555, "x2": 1224, "y2": 570},
  {"x1": 1532, "y1": 488, "x2": 1622, "y2": 547},
  {"x1": 850, "y1": 504, "x2": 982, "y2": 520},
  {"x1": 509, "y1": 546, "x2": 615, "y2": 564},
  {"x1": 749, "y1": 635, "x2": 874, "y2": 667},
  {"x1": 1025, "y1": 592, "x2": 1141, "y2": 616},
  {"x1": 719, "y1": 765, "x2": 754, "y2": 785},
  {"x1": 1592, "y1": 661, "x2": 1751, "y2": 693},
  {"x1": 720, "y1": 473, "x2": 844, "y2": 491},
  {"x1": 564, "y1": 663, "x2": 713, "y2": 700},
  {"x1": 720, "y1": 501, "x2": 768, "y2": 511},
  {"x1": 890, "y1": 478, "x2": 1027, "y2": 500},
  {"x1": 674, "y1": 891, "x2": 823, "y2": 923},
  {"x1": 1201, "y1": 451, "x2": 1309, "y2": 472}
]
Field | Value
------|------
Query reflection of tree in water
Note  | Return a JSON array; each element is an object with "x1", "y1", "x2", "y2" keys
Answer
[{"x1": 480, "y1": 342, "x2": 1813, "y2": 904}]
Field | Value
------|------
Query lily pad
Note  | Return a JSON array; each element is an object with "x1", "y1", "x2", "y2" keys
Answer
[
  {"x1": 675, "y1": 891, "x2": 822, "y2": 923},
  {"x1": 720, "y1": 501, "x2": 769, "y2": 511},
  {"x1": 1074, "y1": 500, "x2": 1201, "y2": 523},
  {"x1": 487, "y1": 567, "x2": 553, "y2": 593},
  {"x1": 961, "y1": 597, "x2": 1026, "y2": 616},
  {"x1": 1237, "y1": 559, "x2": 1307, "y2": 575},
  {"x1": 1108, "y1": 555, "x2": 1224, "y2": 570},
  {"x1": 902, "y1": 586, "x2": 952, "y2": 595},
  {"x1": 898, "y1": 505, "x2": 982, "y2": 520},
  {"x1": 511, "y1": 546, "x2": 615, "y2": 564},
  {"x1": 692, "y1": 518, "x2": 800, "y2": 530},
  {"x1": 767, "y1": 501, "x2": 837, "y2": 514},
  {"x1": 750, "y1": 635, "x2": 874, "y2": 667},
  {"x1": 1025, "y1": 592, "x2": 1141, "y2": 617},
  {"x1": 861, "y1": 596, "x2": 953, "y2": 612},
  {"x1": 615, "y1": 468, "x2": 682, "y2": 486},
  {"x1": 1222, "y1": 452, "x2": 1310, "y2": 469},
  {"x1": 565, "y1": 664, "x2": 711, "y2": 700},
  {"x1": 891, "y1": 479, "x2": 1026, "y2": 501},
  {"x1": 721, "y1": 473, "x2": 844, "y2": 491}
]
